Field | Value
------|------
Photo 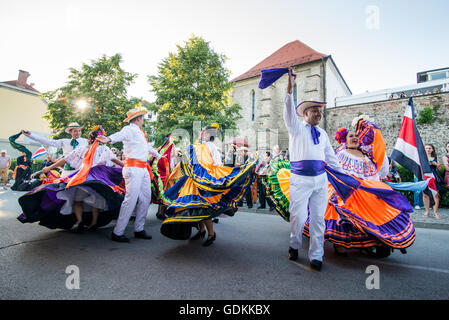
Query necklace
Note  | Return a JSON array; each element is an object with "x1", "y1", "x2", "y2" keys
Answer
[{"x1": 346, "y1": 147, "x2": 358, "y2": 150}]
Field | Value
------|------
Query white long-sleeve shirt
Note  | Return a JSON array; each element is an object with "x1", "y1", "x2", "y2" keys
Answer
[
  {"x1": 28, "y1": 133, "x2": 88, "y2": 158},
  {"x1": 205, "y1": 141, "x2": 222, "y2": 167},
  {"x1": 64, "y1": 144, "x2": 116, "y2": 169},
  {"x1": 108, "y1": 123, "x2": 161, "y2": 162},
  {"x1": 283, "y1": 93, "x2": 342, "y2": 172}
]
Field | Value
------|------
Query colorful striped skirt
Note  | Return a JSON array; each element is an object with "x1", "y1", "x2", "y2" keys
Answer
[
  {"x1": 263, "y1": 160, "x2": 415, "y2": 249},
  {"x1": 160, "y1": 143, "x2": 258, "y2": 240},
  {"x1": 17, "y1": 165, "x2": 125, "y2": 230}
]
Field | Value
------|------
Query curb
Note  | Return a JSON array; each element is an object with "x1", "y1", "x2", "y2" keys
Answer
[
  {"x1": 238, "y1": 208, "x2": 449, "y2": 231},
  {"x1": 237, "y1": 208, "x2": 278, "y2": 216},
  {"x1": 413, "y1": 222, "x2": 449, "y2": 230}
]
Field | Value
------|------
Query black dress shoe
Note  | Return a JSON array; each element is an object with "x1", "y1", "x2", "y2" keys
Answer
[
  {"x1": 288, "y1": 247, "x2": 298, "y2": 261},
  {"x1": 333, "y1": 244, "x2": 348, "y2": 257},
  {"x1": 310, "y1": 259, "x2": 322, "y2": 271},
  {"x1": 257, "y1": 206, "x2": 266, "y2": 209},
  {"x1": 73, "y1": 222, "x2": 87, "y2": 233},
  {"x1": 247, "y1": 205, "x2": 253, "y2": 209},
  {"x1": 202, "y1": 233, "x2": 216, "y2": 247},
  {"x1": 191, "y1": 230, "x2": 206, "y2": 240},
  {"x1": 212, "y1": 218, "x2": 219, "y2": 223},
  {"x1": 156, "y1": 212, "x2": 167, "y2": 220},
  {"x1": 134, "y1": 230, "x2": 152, "y2": 240},
  {"x1": 87, "y1": 224, "x2": 98, "y2": 232},
  {"x1": 111, "y1": 232, "x2": 130, "y2": 243},
  {"x1": 360, "y1": 247, "x2": 376, "y2": 257}
]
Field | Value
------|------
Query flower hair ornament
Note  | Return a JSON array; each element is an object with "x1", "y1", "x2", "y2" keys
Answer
[
  {"x1": 335, "y1": 128, "x2": 348, "y2": 145},
  {"x1": 92, "y1": 125, "x2": 106, "y2": 136}
]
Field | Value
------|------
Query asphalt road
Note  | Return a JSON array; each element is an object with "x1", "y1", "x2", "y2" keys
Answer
[{"x1": 1, "y1": 189, "x2": 448, "y2": 300}]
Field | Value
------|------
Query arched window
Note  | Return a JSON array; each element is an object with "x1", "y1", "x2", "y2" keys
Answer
[
  {"x1": 293, "y1": 84, "x2": 297, "y2": 106},
  {"x1": 251, "y1": 90, "x2": 255, "y2": 121}
]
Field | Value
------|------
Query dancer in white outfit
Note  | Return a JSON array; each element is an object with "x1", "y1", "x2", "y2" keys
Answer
[
  {"x1": 22, "y1": 122, "x2": 88, "y2": 177},
  {"x1": 42, "y1": 128, "x2": 123, "y2": 232},
  {"x1": 97, "y1": 107, "x2": 163, "y2": 243},
  {"x1": 284, "y1": 68, "x2": 342, "y2": 271}
]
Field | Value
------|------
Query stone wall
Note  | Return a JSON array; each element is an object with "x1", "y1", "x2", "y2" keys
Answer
[{"x1": 326, "y1": 92, "x2": 449, "y2": 156}]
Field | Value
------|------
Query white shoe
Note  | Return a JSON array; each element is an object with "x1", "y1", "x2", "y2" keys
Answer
[
  {"x1": 414, "y1": 206, "x2": 420, "y2": 209},
  {"x1": 2, "y1": 186, "x2": 7, "y2": 190}
]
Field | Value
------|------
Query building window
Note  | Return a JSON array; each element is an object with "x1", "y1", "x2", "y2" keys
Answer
[
  {"x1": 430, "y1": 71, "x2": 448, "y2": 81},
  {"x1": 417, "y1": 74, "x2": 428, "y2": 83},
  {"x1": 293, "y1": 84, "x2": 297, "y2": 106},
  {"x1": 251, "y1": 90, "x2": 255, "y2": 121}
]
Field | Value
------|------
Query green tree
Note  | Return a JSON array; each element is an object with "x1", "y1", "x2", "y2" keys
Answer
[
  {"x1": 41, "y1": 53, "x2": 142, "y2": 146},
  {"x1": 148, "y1": 35, "x2": 242, "y2": 145}
]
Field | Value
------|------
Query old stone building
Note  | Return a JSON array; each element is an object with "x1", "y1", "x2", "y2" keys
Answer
[{"x1": 231, "y1": 40, "x2": 351, "y2": 151}]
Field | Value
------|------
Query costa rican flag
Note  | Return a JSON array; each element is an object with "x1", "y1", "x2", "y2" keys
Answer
[
  {"x1": 32, "y1": 146, "x2": 47, "y2": 159},
  {"x1": 391, "y1": 98, "x2": 437, "y2": 201}
]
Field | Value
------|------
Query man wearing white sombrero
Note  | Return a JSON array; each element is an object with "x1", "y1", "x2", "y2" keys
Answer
[
  {"x1": 284, "y1": 68, "x2": 342, "y2": 271},
  {"x1": 22, "y1": 122, "x2": 88, "y2": 177},
  {"x1": 97, "y1": 106, "x2": 162, "y2": 243}
]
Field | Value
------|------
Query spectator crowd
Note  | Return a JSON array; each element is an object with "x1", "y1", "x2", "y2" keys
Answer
[{"x1": 2, "y1": 139, "x2": 448, "y2": 218}]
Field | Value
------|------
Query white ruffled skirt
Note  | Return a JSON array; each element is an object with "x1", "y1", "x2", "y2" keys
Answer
[{"x1": 57, "y1": 186, "x2": 108, "y2": 215}]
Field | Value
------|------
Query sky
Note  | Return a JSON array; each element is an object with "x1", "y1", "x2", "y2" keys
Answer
[{"x1": 1, "y1": 0, "x2": 448, "y2": 102}]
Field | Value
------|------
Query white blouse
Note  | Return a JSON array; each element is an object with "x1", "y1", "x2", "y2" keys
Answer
[
  {"x1": 64, "y1": 144, "x2": 116, "y2": 169},
  {"x1": 336, "y1": 149, "x2": 389, "y2": 181},
  {"x1": 205, "y1": 141, "x2": 222, "y2": 167}
]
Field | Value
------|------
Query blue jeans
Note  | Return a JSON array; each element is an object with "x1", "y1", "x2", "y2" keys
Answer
[{"x1": 413, "y1": 176, "x2": 424, "y2": 207}]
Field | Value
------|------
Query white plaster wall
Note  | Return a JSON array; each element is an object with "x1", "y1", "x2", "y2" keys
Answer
[{"x1": 325, "y1": 58, "x2": 351, "y2": 109}]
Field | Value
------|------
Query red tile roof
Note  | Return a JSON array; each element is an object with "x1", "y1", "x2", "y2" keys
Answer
[
  {"x1": 2, "y1": 80, "x2": 40, "y2": 93},
  {"x1": 232, "y1": 40, "x2": 328, "y2": 82}
]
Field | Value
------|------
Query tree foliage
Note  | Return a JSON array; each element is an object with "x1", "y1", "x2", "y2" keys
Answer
[
  {"x1": 41, "y1": 54, "x2": 142, "y2": 145},
  {"x1": 148, "y1": 35, "x2": 242, "y2": 145}
]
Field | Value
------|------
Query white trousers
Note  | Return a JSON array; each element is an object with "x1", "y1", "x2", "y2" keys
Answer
[
  {"x1": 113, "y1": 167, "x2": 152, "y2": 236},
  {"x1": 289, "y1": 172, "x2": 328, "y2": 262}
]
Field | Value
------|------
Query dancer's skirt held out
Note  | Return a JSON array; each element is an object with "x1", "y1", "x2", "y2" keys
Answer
[
  {"x1": 160, "y1": 143, "x2": 258, "y2": 240},
  {"x1": 263, "y1": 160, "x2": 415, "y2": 249},
  {"x1": 17, "y1": 165, "x2": 125, "y2": 230}
]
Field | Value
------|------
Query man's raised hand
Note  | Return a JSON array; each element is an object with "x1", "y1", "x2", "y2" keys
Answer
[
  {"x1": 287, "y1": 67, "x2": 296, "y2": 94},
  {"x1": 96, "y1": 136, "x2": 110, "y2": 143}
]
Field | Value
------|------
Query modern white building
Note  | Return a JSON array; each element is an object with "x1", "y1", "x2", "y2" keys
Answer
[{"x1": 335, "y1": 74, "x2": 449, "y2": 108}]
